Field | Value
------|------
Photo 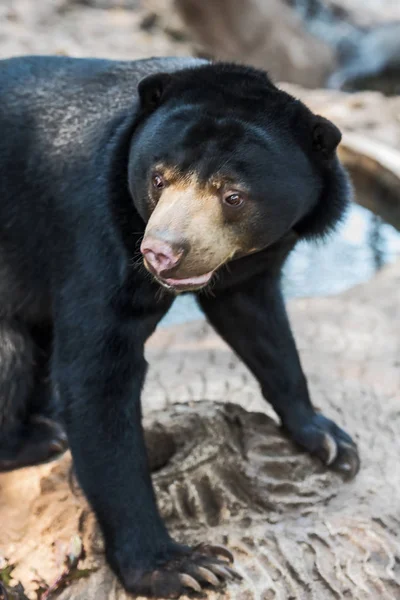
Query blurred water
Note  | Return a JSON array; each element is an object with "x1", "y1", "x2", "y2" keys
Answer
[{"x1": 160, "y1": 204, "x2": 400, "y2": 327}]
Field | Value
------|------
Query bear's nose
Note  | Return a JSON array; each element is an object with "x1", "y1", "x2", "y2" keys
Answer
[{"x1": 140, "y1": 236, "x2": 186, "y2": 276}]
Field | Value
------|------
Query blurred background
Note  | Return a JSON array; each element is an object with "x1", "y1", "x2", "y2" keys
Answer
[
  {"x1": 1, "y1": 0, "x2": 400, "y2": 324},
  {"x1": 1, "y1": 0, "x2": 400, "y2": 92}
]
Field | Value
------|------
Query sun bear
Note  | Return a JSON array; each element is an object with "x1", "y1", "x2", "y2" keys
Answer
[{"x1": 0, "y1": 55, "x2": 359, "y2": 597}]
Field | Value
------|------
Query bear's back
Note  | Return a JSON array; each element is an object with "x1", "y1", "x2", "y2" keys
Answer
[{"x1": 0, "y1": 55, "x2": 204, "y2": 158}]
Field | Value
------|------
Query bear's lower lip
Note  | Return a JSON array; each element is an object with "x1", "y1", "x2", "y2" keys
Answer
[{"x1": 159, "y1": 271, "x2": 213, "y2": 292}]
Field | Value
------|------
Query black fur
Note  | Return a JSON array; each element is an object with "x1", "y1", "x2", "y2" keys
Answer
[{"x1": 0, "y1": 55, "x2": 357, "y2": 597}]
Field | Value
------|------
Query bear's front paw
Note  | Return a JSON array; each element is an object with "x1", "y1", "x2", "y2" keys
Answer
[
  {"x1": 118, "y1": 542, "x2": 242, "y2": 598},
  {"x1": 284, "y1": 413, "x2": 360, "y2": 480}
]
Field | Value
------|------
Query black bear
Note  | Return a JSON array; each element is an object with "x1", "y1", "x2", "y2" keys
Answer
[{"x1": 0, "y1": 55, "x2": 359, "y2": 597}]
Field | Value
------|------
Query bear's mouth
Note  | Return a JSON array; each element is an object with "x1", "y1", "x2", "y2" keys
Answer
[
  {"x1": 156, "y1": 271, "x2": 214, "y2": 293},
  {"x1": 142, "y1": 257, "x2": 214, "y2": 292}
]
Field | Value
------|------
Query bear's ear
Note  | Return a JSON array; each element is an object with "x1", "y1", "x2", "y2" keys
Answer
[
  {"x1": 312, "y1": 115, "x2": 342, "y2": 159},
  {"x1": 138, "y1": 72, "x2": 173, "y2": 112}
]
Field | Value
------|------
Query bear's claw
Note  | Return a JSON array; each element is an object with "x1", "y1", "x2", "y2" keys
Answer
[
  {"x1": 284, "y1": 412, "x2": 360, "y2": 481},
  {"x1": 123, "y1": 543, "x2": 242, "y2": 598}
]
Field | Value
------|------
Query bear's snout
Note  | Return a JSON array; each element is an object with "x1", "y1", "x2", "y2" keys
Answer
[{"x1": 141, "y1": 236, "x2": 187, "y2": 277}]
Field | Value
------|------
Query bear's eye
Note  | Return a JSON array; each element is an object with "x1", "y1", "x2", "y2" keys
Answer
[
  {"x1": 222, "y1": 191, "x2": 245, "y2": 208},
  {"x1": 152, "y1": 172, "x2": 165, "y2": 190}
]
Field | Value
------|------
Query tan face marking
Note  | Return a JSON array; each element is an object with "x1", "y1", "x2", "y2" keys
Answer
[{"x1": 143, "y1": 172, "x2": 252, "y2": 281}]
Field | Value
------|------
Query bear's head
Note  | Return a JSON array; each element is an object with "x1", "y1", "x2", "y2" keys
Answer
[{"x1": 128, "y1": 63, "x2": 351, "y2": 293}]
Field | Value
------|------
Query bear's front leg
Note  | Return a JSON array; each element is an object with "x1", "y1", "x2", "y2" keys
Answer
[
  {"x1": 199, "y1": 271, "x2": 360, "y2": 480},
  {"x1": 53, "y1": 288, "x2": 240, "y2": 598}
]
